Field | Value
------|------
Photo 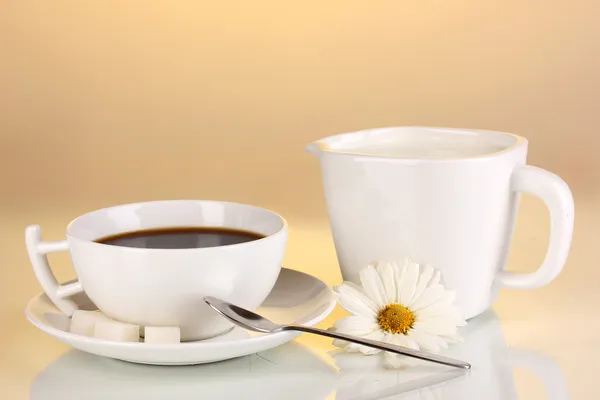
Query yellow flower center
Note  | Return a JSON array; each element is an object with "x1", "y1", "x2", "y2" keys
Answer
[{"x1": 377, "y1": 303, "x2": 415, "y2": 335}]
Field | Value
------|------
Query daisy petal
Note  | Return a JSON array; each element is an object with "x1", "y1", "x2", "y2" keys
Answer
[
  {"x1": 332, "y1": 338, "x2": 350, "y2": 349},
  {"x1": 412, "y1": 318, "x2": 459, "y2": 336},
  {"x1": 336, "y1": 329, "x2": 386, "y2": 353},
  {"x1": 359, "y1": 265, "x2": 387, "y2": 308},
  {"x1": 399, "y1": 261, "x2": 420, "y2": 305},
  {"x1": 383, "y1": 352, "x2": 404, "y2": 368},
  {"x1": 335, "y1": 282, "x2": 379, "y2": 319},
  {"x1": 441, "y1": 333, "x2": 464, "y2": 344},
  {"x1": 407, "y1": 330, "x2": 445, "y2": 353},
  {"x1": 410, "y1": 264, "x2": 434, "y2": 304},
  {"x1": 376, "y1": 261, "x2": 397, "y2": 304},
  {"x1": 429, "y1": 271, "x2": 441, "y2": 286},
  {"x1": 386, "y1": 335, "x2": 422, "y2": 368},
  {"x1": 409, "y1": 284, "x2": 445, "y2": 311},
  {"x1": 333, "y1": 339, "x2": 361, "y2": 352},
  {"x1": 336, "y1": 296, "x2": 377, "y2": 321},
  {"x1": 394, "y1": 259, "x2": 409, "y2": 302},
  {"x1": 357, "y1": 330, "x2": 384, "y2": 355},
  {"x1": 385, "y1": 352, "x2": 420, "y2": 368},
  {"x1": 358, "y1": 347, "x2": 381, "y2": 355},
  {"x1": 383, "y1": 333, "x2": 418, "y2": 368},
  {"x1": 333, "y1": 316, "x2": 379, "y2": 336},
  {"x1": 391, "y1": 261, "x2": 401, "y2": 276},
  {"x1": 413, "y1": 291, "x2": 456, "y2": 319},
  {"x1": 392, "y1": 333, "x2": 419, "y2": 350}
]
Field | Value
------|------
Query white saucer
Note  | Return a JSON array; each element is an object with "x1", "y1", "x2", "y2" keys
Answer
[{"x1": 25, "y1": 268, "x2": 336, "y2": 365}]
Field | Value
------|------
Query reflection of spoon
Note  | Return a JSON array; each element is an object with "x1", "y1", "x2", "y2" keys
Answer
[
  {"x1": 204, "y1": 296, "x2": 471, "y2": 369},
  {"x1": 30, "y1": 342, "x2": 337, "y2": 400},
  {"x1": 333, "y1": 360, "x2": 468, "y2": 400},
  {"x1": 332, "y1": 310, "x2": 569, "y2": 400}
]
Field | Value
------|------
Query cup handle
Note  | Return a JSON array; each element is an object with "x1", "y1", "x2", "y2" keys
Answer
[
  {"x1": 508, "y1": 349, "x2": 569, "y2": 399},
  {"x1": 26, "y1": 225, "x2": 83, "y2": 316},
  {"x1": 496, "y1": 165, "x2": 574, "y2": 289}
]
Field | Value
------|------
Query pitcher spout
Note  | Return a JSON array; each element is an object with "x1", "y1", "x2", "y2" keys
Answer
[{"x1": 305, "y1": 142, "x2": 324, "y2": 158}]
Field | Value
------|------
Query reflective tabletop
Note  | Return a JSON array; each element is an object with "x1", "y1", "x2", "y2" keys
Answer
[{"x1": 1, "y1": 197, "x2": 598, "y2": 399}]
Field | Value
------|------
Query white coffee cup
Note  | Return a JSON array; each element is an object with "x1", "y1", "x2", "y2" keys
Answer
[
  {"x1": 307, "y1": 127, "x2": 574, "y2": 319},
  {"x1": 25, "y1": 200, "x2": 288, "y2": 341}
]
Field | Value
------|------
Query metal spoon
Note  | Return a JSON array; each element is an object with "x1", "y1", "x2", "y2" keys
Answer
[{"x1": 204, "y1": 296, "x2": 471, "y2": 370}]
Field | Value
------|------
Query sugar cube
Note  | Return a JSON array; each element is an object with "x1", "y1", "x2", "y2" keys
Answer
[
  {"x1": 94, "y1": 319, "x2": 140, "y2": 342},
  {"x1": 144, "y1": 326, "x2": 181, "y2": 344},
  {"x1": 69, "y1": 310, "x2": 109, "y2": 337}
]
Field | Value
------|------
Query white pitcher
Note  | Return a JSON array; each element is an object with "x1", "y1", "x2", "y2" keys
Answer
[{"x1": 306, "y1": 127, "x2": 574, "y2": 319}]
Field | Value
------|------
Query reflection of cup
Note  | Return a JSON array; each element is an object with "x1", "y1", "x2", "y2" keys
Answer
[
  {"x1": 30, "y1": 342, "x2": 337, "y2": 400},
  {"x1": 25, "y1": 200, "x2": 288, "y2": 341},
  {"x1": 333, "y1": 311, "x2": 568, "y2": 400}
]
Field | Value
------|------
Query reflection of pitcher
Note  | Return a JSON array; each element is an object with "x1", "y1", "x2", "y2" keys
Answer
[
  {"x1": 307, "y1": 127, "x2": 573, "y2": 319},
  {"x1": 333, "y1": 311, "x2": 568, "y2": 400},
  {"x1": 30, "y1": 342, "x2": 337, "y2": 400}
]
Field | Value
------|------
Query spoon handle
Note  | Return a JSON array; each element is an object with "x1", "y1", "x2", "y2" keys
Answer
[{"x1": 286, "y1": 325, "x2": 471, "y2": 369}]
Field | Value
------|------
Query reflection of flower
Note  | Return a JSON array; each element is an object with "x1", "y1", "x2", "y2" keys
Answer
[{"x1": 332, "y1": 259, "x2": 466, "y2": 366}]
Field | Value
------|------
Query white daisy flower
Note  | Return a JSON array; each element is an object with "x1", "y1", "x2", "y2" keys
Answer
[{"x1": 332, "y1": 258, "x2": 466, "y2": 365}]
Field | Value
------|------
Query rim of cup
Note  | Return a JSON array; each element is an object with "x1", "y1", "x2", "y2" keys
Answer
[{"x1": 64, "y1": 199, "x2": 288, "y2": 252}]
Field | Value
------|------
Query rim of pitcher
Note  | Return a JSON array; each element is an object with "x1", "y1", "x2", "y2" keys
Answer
[{"x1": 306, "y1": 126, "x2": 528, "y2": 161}]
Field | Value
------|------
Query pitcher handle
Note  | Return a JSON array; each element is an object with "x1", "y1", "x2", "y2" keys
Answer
[
  {"x1": 25, "y1": 225, "x2": 83, "y2": 316},
  {"x1": 496, "y1": 165, "x2": 574, "y2": 289}
]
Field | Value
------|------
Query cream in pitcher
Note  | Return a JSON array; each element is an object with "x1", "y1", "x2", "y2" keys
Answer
[{"x1": 307, "y1": 127, "x2": 574, "y2": 319}]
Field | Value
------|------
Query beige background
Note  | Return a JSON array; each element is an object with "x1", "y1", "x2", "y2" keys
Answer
[
  {"x1": 1, "y1": 1, "x2": 599, "y2": 398},
  {"x1": 2, "y1": 0, "x2": 599, "y2": 215}
]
